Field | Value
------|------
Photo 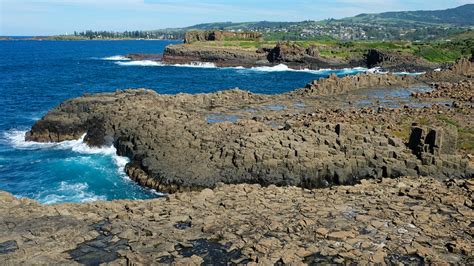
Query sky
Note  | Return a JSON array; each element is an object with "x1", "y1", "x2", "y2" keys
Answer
[{"x1": 0, "y1": 0, "x2": 472, "y2": 35}]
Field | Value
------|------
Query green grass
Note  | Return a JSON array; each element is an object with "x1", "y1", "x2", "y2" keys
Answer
[
  {"x1": 436, "y1": 115, "x2": 460, "y2": 127},
  {"x1": 436, "y1": 115, "x2": 474, "y2": 153},
  {"x1": 188, "y1": 37, "x2": 472, "y2": 63},
  {"x1": 415, "y1": 46, "x2": 463, "y2": 62}
]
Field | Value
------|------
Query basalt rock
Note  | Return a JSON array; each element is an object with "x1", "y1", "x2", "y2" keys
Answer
[
  {"x1": 1, "y1": 177, "x2": 473, "y2": 264},
  {"x1": 295, "y1": 73, "x2": 418, "y2": 96},
  {"x1": 162, "y1": 41, "x2": 443, "y2": 71},
  {"x1": 412, "y1": 80, "x2": 474, "y2": 103},
  {"x1": 162, "y1": 42, "x2": 358, "y2": 70},
  {"x1": 422, "y1": 57, "x2": 474, "y2": 82},
  {"x1": 266, "y1": 42, "x2": 354, "y2": 69},
  {"x1": 163, "y1": 44, "x2": 269, "y2": 67},
  {"x1": 365, "y1": 49, "x2": 438, "y2": 72},
  {"x1": 297, "y1": 58, "x2": 474, "y2": 97},
  {"x1": 25, "y1": 84, "x2": 472, "y2": 193}
]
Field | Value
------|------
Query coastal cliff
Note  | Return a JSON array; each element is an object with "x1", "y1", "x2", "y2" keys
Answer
[
  {"x1": 25, "y1": 59, "x2": 473, "y2": 193},
  {"x1": 162, "y1": 41, "x2": 442, "y2": 71},
  {"x1": 163, "y1": 42, "x2": 361, "y2": 70}
]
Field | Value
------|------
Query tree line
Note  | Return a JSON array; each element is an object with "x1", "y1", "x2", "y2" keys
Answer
[{"x1": 72, "y1": 30, "x2": 183, "y2": 39}]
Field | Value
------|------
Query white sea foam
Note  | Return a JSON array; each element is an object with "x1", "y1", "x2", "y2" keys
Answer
[
  {"x1": 113, "y1": 59, "x2": 426, "y2": 75},
  {"x1": 115, "y1": 60, "x2": 162, "y2": 66},
  {"x1": 41, "y1": 181, "x2": 107, "y2": 204},
  {"x1": 394, "y1": 71, "x2": 426, "y2": 76},
  {"x1": 115, "y1": 60, "x2": 218, "y2": 68},
  {"x1": 242, "y1": 64, "x2": 366, "y2": 75},
  {"x1": 102, "y1": 55, "x2": 131, "y2": 61},
  {"x1": 248, "y1": 64, "x2": 295, "y2": 72},
  {"x1": 4, "y1": 129, "x2": 130, "y2": 179},
  {"x1": 173, "y1": 62, "x2": 217, "y2": 68},
  {"x1": 113, "y1": 58, "x2": 425, "y2": 75}
]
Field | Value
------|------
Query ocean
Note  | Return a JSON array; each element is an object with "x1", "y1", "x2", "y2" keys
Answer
[{"x1": 0, "y1": 40, "x2": 369, "y2": 204}]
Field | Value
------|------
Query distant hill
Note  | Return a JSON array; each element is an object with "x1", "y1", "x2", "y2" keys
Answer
[
  {"x1": 180, "y1": 4, "x2": 474, "y2": 31},
  {"x1": 345, "y1": 4, "x2": 474, "y2": 26},
  {"x1": 58, "y1": 5, "x2": 474, "y2": 41}
]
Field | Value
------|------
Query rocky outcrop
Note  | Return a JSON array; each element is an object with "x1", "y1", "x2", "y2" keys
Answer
[
  {"x1": 1, "y1": 176, "x2": 473, "y2": 264},
  {"x1": 163, "y1": 44, "x2": 269, "y2": 67},
  {"x1": 365, "y1": 49, "x2": 438, "y2": 72},
  {"x1": 162, "y1": 41, "x2": 447, "y2": 71},
  {"x1": 296, "y1": 58, "x2": 474, "y2": 97},
  {"x1": 423, "y1": 57, "x2": 473, "y2": 81},
  {"x1": 163, "y1": 42, "x2": 360, "y2": 70},
  {"x1": 265, "y1": 42, "x2": 359, "y2": 69},
  {"x1": 184, "y1": 30, "x2": 262, "y2": 44},
  {"x1": 412, "y1": 80, "x2": 474, "y2": 103},
  {"x1": 25, "y1": 82, "x2": 472, "y2": 193},
  {"x1": 295, "y1": 73, "x2": 417, "y2": 96}
]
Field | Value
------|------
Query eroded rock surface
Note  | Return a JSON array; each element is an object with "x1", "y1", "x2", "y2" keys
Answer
[
  {"x1": 163, "y1": 41, "x2": 445, "y2": 71},
  {"x1": 0, "y1": 177, "x2": 472, "y2": 264},
  {"x1": 24, "y1": 89, "x2": 473, "y2": 193},
  {"x1": 25, "y1": 59, "x2": 474, "y2": 193}
]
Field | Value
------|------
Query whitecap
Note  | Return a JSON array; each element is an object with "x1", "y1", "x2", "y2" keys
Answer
[
  {"x1": 102, "y1": 55, "x2": 131, "y2": 61},
  {"x1": 40, "y1": 181, "x2": 107, "y2": 204},
  {"x1": 173, "y1": 62, "x2": 217, "y2": 68},
  {"x1": 115, "y1": 60, "x2": 162, "y2": 66},
  {"x1": 4, "y1": 130, "x2": 130, "y2": 182},
  {"x1": 249, "y1": 64, "x2": 294, "y2": 72},
  {"x1": 243, "y1": 64, "x2": 364, "y2": 75},
  {"x1": 115, "y1": 60, "x2": 217, "y2": 68},
  {"x1": 394, "y1": 71, "x2": 426, "y2": 76}
]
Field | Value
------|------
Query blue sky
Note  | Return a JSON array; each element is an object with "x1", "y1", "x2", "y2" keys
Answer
[{"x1": 0, "y1": 0, "x2": 471, "y2": 35}]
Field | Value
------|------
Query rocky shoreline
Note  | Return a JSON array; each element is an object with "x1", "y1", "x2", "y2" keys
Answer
[
  {"x1": 1, "y1": 51, "x2": 472, "y2": 265},
  {"x1": 1, "y1": 176, "x2": 473, "y2": 264},
  {"x1": 24, "y1": 59, "x2": 473, "y2": 193},
  {"x1": 160, "y1": 42, "x2": 439, "y2": 72}
]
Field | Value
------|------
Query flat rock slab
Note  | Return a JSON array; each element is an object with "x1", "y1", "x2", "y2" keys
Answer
[{"x1": 0, "y1": 176, "x2": 472, "y2": 264}]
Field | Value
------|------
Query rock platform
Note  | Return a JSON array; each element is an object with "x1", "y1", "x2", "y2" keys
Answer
[
  {"x1": 1, "y1": 177, "x2": 472, "y2": 264},
  {"x1": 25, "y1": 59, "x2": 474, "y2": 192}
]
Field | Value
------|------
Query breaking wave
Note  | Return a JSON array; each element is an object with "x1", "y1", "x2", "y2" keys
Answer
[
  {"x1": 4, "y1": 130, "x2": 128, "y2": 170},
  {"x1": 40, "y1": 181, "x2": 107, "y2": 204},
  {"x1": 115, "y1": 60, "x2": 218, "y2": 68},
  {"x1": 102, "y1": 55, "x2": 131, "y2": 61}
]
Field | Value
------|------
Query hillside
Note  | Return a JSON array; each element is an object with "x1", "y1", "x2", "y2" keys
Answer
[
  {"x1": 347, "y1": 4, "x2": 474, "y2": 26},
  {"x1": 183, "y1": 4, "x2": 474, "y2": 31},
  {"x1": 175, "y1": 4, "x2": 474, "y2": 41},
  {"x1": 52, "y1": 4, "x2": 474, "y2": 41}
]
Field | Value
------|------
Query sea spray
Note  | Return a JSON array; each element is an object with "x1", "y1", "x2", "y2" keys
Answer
[
  {"x1": 2, "y1": 130, "x2": 161, "y2": 204},
  {"x1": 102, "y1": 55, "x2": 131, "y2": 61}
]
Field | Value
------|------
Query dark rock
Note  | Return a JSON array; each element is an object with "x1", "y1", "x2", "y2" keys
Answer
[
  {"x1": 365, "y1": 49, "x2": 438, "y2": 72},
  {"x1": 0, "y1": 240, "x2": 19, "y2": 254},
  {"x1": 175, "y1": 239, "x2": 248, "y2": 265}
]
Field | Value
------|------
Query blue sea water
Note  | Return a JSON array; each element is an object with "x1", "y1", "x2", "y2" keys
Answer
[{"x1": 0, "y1": 40, "x2": 368, "y2": 204}]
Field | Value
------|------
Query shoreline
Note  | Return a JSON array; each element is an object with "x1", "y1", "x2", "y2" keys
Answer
[
  {"x1": 160, "y1": 41, "x2": 443, "y2": 72},
  {"x1": 1, "y1": 43, "x2": 472, "y2": 265},
  {"x1": 24, "y1": 58, "x2": 474, "y2": 193}
]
